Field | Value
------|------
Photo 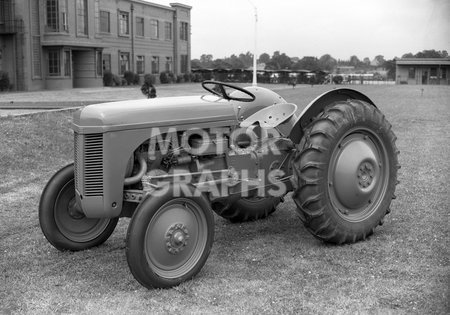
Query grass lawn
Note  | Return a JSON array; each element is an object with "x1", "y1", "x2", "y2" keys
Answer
[{"x1": 0, "y1": 84, "x2": 449, "y2": 314}]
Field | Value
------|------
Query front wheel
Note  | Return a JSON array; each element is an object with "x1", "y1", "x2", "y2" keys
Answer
[
  {"x1": 39, "y1": 164, "x2": 118, "y2": 251},
  {"x1": 292, "y1": 100, "x2": 399, "y2": 244},
  {"x1": 126, "y1": 185, "x2": 215, "y2": 289}
]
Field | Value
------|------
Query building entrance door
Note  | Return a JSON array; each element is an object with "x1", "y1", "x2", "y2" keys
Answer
[{"x1": 422, "y1": 71, "x2": 428, "y2": 85}]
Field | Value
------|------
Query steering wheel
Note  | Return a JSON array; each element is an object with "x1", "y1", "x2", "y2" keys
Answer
[{"x1": 202, "y1": 81, "x2": 256, "y2": 102}]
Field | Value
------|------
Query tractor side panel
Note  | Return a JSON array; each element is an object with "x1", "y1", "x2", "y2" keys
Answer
[{"x1": 75, "y1": 120, "x2": 236, "y2": 218}]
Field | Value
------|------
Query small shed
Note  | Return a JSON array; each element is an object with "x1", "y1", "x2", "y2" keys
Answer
[{"x1": 395, "y1": 58, "x2": 450, "y2": 85}]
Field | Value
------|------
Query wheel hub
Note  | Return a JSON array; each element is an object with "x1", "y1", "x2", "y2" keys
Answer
[
  {"x1": 165, "y1": 223, "x2": 190, "y2": 254},
  {"x1": 328, "y1": 131, "x2": 387, "y2": 221},
  {"x1": 357, "y1": 161, "x2": 375, "y2": 188}
]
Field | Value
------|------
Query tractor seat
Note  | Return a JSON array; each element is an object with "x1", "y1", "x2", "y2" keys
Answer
[{"x1": 240, "y1": 103, "x2": 298, "y2": 129}]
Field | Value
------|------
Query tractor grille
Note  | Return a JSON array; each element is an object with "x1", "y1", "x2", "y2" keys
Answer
[{"x1": 74, "y1": 132, "x2": 104, "y2": 197}]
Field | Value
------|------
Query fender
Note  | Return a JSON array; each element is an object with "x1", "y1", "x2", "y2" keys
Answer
[{"x1": 288, "y1": 88, "x2": 376, "y2": 143}]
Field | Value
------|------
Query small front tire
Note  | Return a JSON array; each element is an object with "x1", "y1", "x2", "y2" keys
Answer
[
  {"x1": 39, "y1": 164, "x2": 119, "y2": 251},
  {"x1": 126, "y1": 185, "x2": 215, "y2": 289}
]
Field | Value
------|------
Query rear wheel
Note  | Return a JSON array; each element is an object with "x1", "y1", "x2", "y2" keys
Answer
[
  {"x1": 292, "y1": 100, "x2": 399, "y2": 244},
  {"x1": 39, "y1": 164, "x2": 118, "y2": 251}
]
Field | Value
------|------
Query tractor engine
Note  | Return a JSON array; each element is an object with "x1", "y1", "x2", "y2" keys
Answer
[{"x1": 123, "y1": 126, "x2": 294, "y2": 211}]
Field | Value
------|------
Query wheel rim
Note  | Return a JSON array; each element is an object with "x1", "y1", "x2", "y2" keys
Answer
[
  {"x1": 54, "y1": 179, "x2": 111, "y2": 242},
  {"x1": 144, "y1": 198, "x2": 209, "y2": 279},
  {"x1": 328, "y1": 129, "x2": 389, "y2": 222}
]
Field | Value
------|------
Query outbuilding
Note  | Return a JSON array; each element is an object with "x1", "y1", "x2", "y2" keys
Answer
[{"x1": 395, "y1": 58, "x2": 450, "y2": 85}]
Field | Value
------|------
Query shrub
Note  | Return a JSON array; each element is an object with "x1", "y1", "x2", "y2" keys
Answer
[
  {"x1": 143, "y1": 73, "x2": 156, "y2": 85},
  {"x1": 192, "y1": 73, "x2": 203, "y2": 82},
  {"x1": 183, "y1": 73, "x2": 191, "y2": 83},
  {"x1": 160, "y1": 72, "x2": 169, "y2": 84},
  {"x1": 0, "y1": 71, "x2": 10, "y2": 91},
  {"x1": 124, "y1": 71, "x2": 136, "y2": 85},
  {"x1": 176, "y1": 75, "x2": 184, "y2": 83},
  {"x1": 103, "y1": 70, "x2": 114, "y2": 87},
  {"x1": 112, "y1": 74, "x2": 122, "y2": 86},
  {"x1": 133, "y1": 73, "x2": 141, "y2": 85}
]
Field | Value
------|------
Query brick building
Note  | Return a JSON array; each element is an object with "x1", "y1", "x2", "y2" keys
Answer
[
  {"x1": 395, "y1": 58, "x2": 450, "y2": 85},
  {"x1": 0, "y1": 0, "x2": 191, "y2": 90}
]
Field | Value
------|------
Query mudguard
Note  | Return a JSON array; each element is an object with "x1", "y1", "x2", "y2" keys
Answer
[{"x1": 288, "y1": 88, "x2": 376, "y2": 143}]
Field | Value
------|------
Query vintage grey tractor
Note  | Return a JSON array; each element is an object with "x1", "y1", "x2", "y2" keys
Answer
[{"x1": 39, "y1": 81, "x2": 399, "y2": 289}]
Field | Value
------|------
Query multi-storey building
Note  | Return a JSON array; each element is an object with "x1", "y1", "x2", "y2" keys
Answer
[{"x1": 0, "y1": 0, "x2": 191, "y2": 91}]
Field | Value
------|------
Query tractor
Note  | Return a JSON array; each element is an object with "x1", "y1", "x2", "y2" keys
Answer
[{"x1": 39, "y1": 81, "x2": 399, "y2": 289}]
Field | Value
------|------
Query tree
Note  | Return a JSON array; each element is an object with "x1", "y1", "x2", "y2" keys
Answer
[
  {"x1": 258, "y1": 53, "x2": 271, "y2": 64},
  {"x1": 238, "y1": 52, "x2": 254, "y2": 68},
  {"x1": 191, "y1": 59, "x2": 202, "y2": 69},
  {"x1": 199, "y1": 54, "x2": 214, "y2": 68},
  {"x1": 349, "y1": 55, "x2": 361, "y2": 67},
  {"x1": 318, "y1": 54, "x2": 337, "y2": 72},
  {"x1": 373, "y1": 55, "x2": 386, "y2": 67},
  {"x1": 363, "y1": 57, "x2": 371, "y2": 66},
  {"x1": 415, "y1": 49, "x2": 446, "y2": 58},
  {"x1": 267, "y1": 51, "x2": 292, "y2": 70},
  {"x1": 212, "y1": 59, "x2": 232, "y2": 69},
  {"x1": 401, "y1": 52, "x2": 414, "y2": 58},
  {"x1": 383, "y1": 59, "x2": 396, "y2": 80},
  {"x1": 295, "y1": 56, "x2": 319, "y2": 71},
  {"x1": 227, "y1": 54, "x2": 245, "y2": 69}
]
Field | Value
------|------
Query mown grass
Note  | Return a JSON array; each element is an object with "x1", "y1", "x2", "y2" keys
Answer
[{"x1": 0, "y1": 84, "x2": 449, "y2": 314}]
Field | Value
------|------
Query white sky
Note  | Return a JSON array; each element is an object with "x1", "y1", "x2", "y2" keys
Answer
[{"x1": 151, "y1": 0, "x2": 450, "y2": 61}]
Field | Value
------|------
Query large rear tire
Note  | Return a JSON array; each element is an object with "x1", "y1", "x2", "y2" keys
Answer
[
  {"x1": 39, "y1": 164, "x2": 119, "y2": 251},
  {"x1": 292, "y1": 100, "x2": 399, "y2": 244}
]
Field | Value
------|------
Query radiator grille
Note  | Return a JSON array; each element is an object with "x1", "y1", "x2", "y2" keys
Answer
[
  {"x1": 84, "y1": 134, "x2": 104, "y2": 196},
  {"x1": 74, "y1": 132, "x2": 82, "y2": 192}
]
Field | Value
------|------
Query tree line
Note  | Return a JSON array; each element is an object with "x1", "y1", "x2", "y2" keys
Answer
[{"x1": 192, "y1": 49, "x2": 448, "y2": 80}]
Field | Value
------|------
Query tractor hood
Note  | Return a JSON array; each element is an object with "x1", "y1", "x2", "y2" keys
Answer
[{"x1": 72, "y1": 95, "x2": 238, "y2": 133}]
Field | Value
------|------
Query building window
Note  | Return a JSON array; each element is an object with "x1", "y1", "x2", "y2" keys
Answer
[
  {"x1": 136, "y1": 17, "x2": 144, "y2": 37},
  {"x1": 164, "y1": 22, "x2": 172, "y2": 40},
  {"x1": 103, "y1": 54, "x2": 111, "y2": 71},
  {"x1": 152, "y1": 56, "x2": 159, "y2": 74},
  {"x1": 48, "y1": 50, "x2": 60, "y2": 76},
  {"x1": 408, "y1": 67, "x2": 415, "y2": 79},
  {"x1": 180, "y1": 22, "x2": 188, "y2": 41},
  {"x1": 150, "y1": 19, "x2": 159, "y2": 39},
  {"x1": 77, "y1": 0, "x2": 88, "y2": 35},
  {"x1": 119, "y1": 11, "x2": 129, "y2": 35},
  {"x1": 180, "y1": 54, "x2": 188, "y2": 73},
  {"x1": 165, "y1": 57, "x2": 172, "y2": 72},
  {"x1": 100, "y1": 11, "x2": 110, "y2": 33},
  {"x1": 32, "y1": 36, "x2": 42, "y2": 78},
  {"x1": 96, "y1": 51, "x2": 102, "y2": 76},
  {"x1": 119, "y1": 52, "x2": 130, "y2": 74},
  {"x1": 64, "y1": 50, "x2": 71, "y2": 76},
  {"x1": 60, "y1": 0, "x2": 68, "y2": 32},
  {"x1": 46, "y1": 0, "x2": 59, "y2": 32},
  {"x1": 136, "y1": 55, "x2": 145, "y2": 74},
  {"x1": 62, "y1": 12, "x2": 68, "y2": 32},
  {"x1": 440, "y1": 68, "x2": 447, "y2": 79}
]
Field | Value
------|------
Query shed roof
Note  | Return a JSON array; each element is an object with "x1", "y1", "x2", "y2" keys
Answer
[{"x1": 396, "y1": 58, "x2": 450, "y2": 66}]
